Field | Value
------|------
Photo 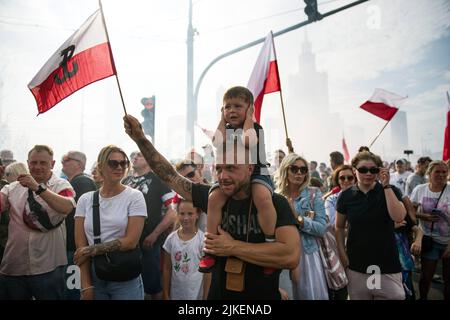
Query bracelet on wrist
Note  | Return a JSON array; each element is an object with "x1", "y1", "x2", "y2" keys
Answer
[
  {"x1": 383, "y1": 185, "x2": 392, "y2": 189},
  {"x1": 80, "y1": 285, "x2": 94, "y2": 293}
]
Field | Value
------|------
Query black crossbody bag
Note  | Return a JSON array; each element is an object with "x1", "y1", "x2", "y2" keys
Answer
[{"x1": 92, "y1": 190, "x2": 142, "y2": 282}]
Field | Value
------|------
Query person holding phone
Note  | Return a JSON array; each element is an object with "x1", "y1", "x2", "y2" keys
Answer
[{"x1": 410, "y1": 160, "x2": 449, "y2": 300}]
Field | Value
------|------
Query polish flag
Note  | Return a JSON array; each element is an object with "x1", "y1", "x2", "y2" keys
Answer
[
  {"x1": 247, "y1": 32, "x2": 281, "y2": 123},
  {"x1": 443, "y1": 91, "x2": 450, "y2": 161},
  {"x1": 28, "y1": 9, "x2": 116, "y2": 115},
  {"x1": 342, "y1": 136, "x2": 350, "y2": 163},
  {"x1": 360, "y1": 88, "x2": 406, "y2": 121}
]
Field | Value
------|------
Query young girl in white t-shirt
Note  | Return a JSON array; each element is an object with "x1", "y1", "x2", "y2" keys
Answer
[{"x1": 162, "y1": 197, "x2": 211, "y2": 300}]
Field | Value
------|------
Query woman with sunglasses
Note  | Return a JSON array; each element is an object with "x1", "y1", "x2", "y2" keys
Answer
[
  {"x1": 74, "y1": 145, "x2": 147, "y2": 300},
  {"x1": 335, "y1": 151, "x2": 407, "y2": 300},
  {"x1": 410, "y1": 160, "x2": 449, "y2": 300},
  {"x1": 274, "y1": 153, "x2": 329, "y2": 300},
  {"x1": 324, "y1": 165, "x2": 355, "y2": 227}
]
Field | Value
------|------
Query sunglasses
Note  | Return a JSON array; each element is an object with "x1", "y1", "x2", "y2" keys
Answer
[
  {"x1": 339, "y1": 175, "x2": 355, "y2": 182},
  {"x1": 289, "y1": 165, "x2": 308, "y2": 174},
  {"x1": 107, "y1": 160, "x2": 129, "y2": 169},
  {"x1": 184, "y1": 170, "x2": 196, "y2": 179},
  {"x1": 356, "y1": 166, "x2": 380, "y2": 174},
  {"x1": 61, "y1": 157, "x2": 80, "y2": 164}
]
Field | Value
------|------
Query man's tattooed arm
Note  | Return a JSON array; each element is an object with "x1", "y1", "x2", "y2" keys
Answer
[{"x1": 135, "y1": 137, "x2": 193, "y2": 201}]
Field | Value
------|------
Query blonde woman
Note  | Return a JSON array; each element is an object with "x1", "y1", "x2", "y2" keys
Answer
[
  {"x1": 274, "y1": 153, "x2": 329, "y2": 300},
  {"x1": 74, "y1": 145, "x2": 147, "y2": 300}
]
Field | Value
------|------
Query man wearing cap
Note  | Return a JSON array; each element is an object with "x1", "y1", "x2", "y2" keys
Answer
[
  {"x1": 61, "y1": 151, "x2": 97, "y2": 299},
  {"x1": 390, "y1": 158, "x2": 412, "y2": 196},
  {"x1": 0, "y1": 145, "x2": 75, "y2": 299},
  {"x1": 403, "y1": 157, "x2": 432, "y2": 197}
]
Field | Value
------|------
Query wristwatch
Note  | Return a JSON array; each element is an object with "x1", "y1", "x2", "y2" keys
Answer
[
  {"x1": 383, "y1": 185, "x2": 392, "y2": 190},
  {"x1": 297, "y1": 215, "x2": 304, "y2": 228},
  {"x1": 35, "y1": 184, "x2": 47, "y2": 195}
]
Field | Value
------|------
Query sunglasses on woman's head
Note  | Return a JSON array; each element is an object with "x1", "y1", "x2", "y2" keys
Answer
[
  {"x1": 356, "y1": 166, "x2": 380, "y2": 174},
  {"x1": 289, "y1": 165, "x2": 308, "y2": 174},
  {"x1": 339, "y1": 175, "x2": 355, "y2": 182},
  {"x1": 107, "y1": 160, "x2": 129, "y2": 169}
]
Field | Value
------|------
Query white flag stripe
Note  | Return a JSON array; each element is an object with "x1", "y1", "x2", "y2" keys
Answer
[
  {"x1": 247, "y1": 33, "x2": 273, "y2": 100},
  {"x1": 29, "y1": 9, "x2": 107, "y2": 87},
  {"x1": 369, "y1": 88, "x2": 407, "y2": 108}
]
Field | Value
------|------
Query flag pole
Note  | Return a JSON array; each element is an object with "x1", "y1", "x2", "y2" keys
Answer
[
  {"x1": 98, "y1": 0, "x2": 127, "y2": 116},
  {"x1": 270, "y1": 31, "x2": 293, "y2": 153},
  {"x1": 368, "y1": 120, "x2": 391, "y2": 148}
]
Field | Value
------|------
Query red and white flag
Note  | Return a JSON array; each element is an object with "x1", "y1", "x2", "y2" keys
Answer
[
  {"x1": 360, "y1": 88, "x2": 406, "y2": 121},
  {"x1": 28, "y1": 9, "x2": 116, "y2": 115},
  {"x1": 247, "y1": 32, "x2": 281, "y2": 123},
  {"x1": 443, "y1": 91, "x2": 450, "y2": 161},
  {"x1": 342, "y1": 136, "x2": 350, "y2": 163}
]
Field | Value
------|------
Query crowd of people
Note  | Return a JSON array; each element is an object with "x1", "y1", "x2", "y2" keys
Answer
[{"x1": 0, "y1": 86, "x2": 448, "y2": 300}]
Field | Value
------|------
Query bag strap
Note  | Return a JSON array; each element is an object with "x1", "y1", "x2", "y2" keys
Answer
[
  {"x1": 246, "y1": 199, "x2": 252, "y2": 243},
  {"x1": 27, "y1": 189, "x2": 63, "y2": 231},
  {"x1": 430, "y1": 184, "x2": 447, "y2": 232},
  {"x1": 92, "y1": 190, "x2": 101, "y2": 244}
]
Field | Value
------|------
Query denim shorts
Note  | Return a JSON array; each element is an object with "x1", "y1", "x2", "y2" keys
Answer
[
  {"x1": 421, "y1": 239, "x2": 448, "y2": 261},
  {"x1": 92, "y1": 268, "x2": 144, "y2": 300}
]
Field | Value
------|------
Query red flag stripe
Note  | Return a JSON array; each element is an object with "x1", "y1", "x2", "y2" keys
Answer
[
  {"x1": 443, "y1": 110, "x2": 450, "y2": 161},
  {"x1": 30, "y1": 42, "x2": 116, "y2": 114},
  {"x1": 342, "y1": 138, "x2": 350, "y2": 162},
  {"x1": 264, "y1": 61, "x2": 281, "y2": 94},
  {"x1": 254, "y1": 61, "x2": 281, "y2": 123},
  {"x1": 360, "y1": 101, "x2": 399, "y2": 121}
]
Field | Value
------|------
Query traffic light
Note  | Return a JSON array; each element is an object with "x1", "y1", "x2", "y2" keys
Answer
[
  {"x1": 141, "y1": 96, "x2": 155, "y2": 142},
  {"x1": 304, "y1": 0, "x2": 321, "y2": 22}
]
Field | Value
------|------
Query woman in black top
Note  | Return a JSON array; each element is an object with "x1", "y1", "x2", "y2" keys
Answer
[{"x1": 335, "y1": 151, "x2": 407, "y2": 300}]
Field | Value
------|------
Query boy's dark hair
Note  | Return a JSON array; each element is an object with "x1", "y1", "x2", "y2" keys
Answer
[
  {"x1": 417, "y1": 156, "x2": 432, "y2": 164},
  {"x1": 358, "y1": 146, "x2": 370, "y2": 153},
  {"x1": 309, "y1": 177, "x2": 323, "y2": 188},
  {"x1": 223, "y1": 86, "x2": 254, "y2": 105},
  {"x1": 329, "y1": 151, "x2": 344, "y2": 166}
]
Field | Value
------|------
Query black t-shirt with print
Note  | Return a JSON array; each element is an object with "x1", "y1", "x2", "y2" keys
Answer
[
  {"x1": 192, "y1": 183, "x2": 296, "y2": 300},
  {"x1": 123, "y1": 172, "x2": 173, "y2": 247},
  {"x1": 225, "y1": 122, "x2": 269, "y2": 175},
  {"x1": 336, "y1": 182, "x2": 402, "y2": 274}
]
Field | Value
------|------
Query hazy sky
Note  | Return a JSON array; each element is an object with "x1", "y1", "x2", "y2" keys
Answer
[{"x1": 0, "y1": 0, "x2": 449, "y2": 174}]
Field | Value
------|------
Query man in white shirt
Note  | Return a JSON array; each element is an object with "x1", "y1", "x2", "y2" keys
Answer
[{"x1": 390, "y1": 158, "x2": 412, "y2": 196}]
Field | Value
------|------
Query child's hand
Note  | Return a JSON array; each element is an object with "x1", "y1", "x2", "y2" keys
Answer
[
  {"x1": 246, "y1": 105, "x2": 254, "y2": 120},
  {"x1": 220, "y1": 107, "x2": 226, "y2": 124}
]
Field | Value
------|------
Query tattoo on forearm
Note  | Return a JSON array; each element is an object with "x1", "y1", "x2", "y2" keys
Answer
[
  {"x1": 87, "y1": 239, "x2": 121, "y2": 257},
  {"x1": 136, "y1": 134, "x2": 193, "y2": 198}
]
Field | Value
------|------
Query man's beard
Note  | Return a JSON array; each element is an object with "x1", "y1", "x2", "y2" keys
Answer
[{"x1": 231, "y1": 179, "x2": 251, "y2": 197}]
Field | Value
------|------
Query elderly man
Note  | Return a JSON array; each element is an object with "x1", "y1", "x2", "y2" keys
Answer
[
  {"x1": 123, "y1": 115, "x2": 300, "y2": 300},
  {"x1": 61, "y1": 150, "x2": 97, "y2": 299},
  {"x1": 0, "y1": 145, "x2": 75, "y2": 299}
]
